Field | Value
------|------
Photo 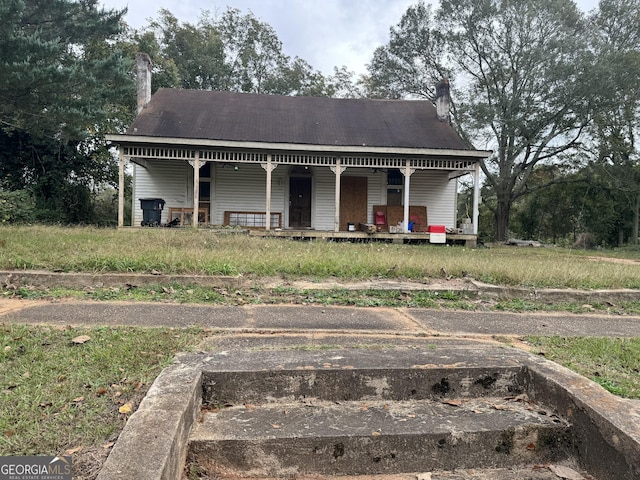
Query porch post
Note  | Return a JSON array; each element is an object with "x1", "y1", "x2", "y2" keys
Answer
[
  {"x1": 473, "y1": 161, "x2": 480, "y2": 235},
  {"x1": 189, "y1": 152, "x2": 202, "y2": 229},
  {"x1": 262, "y1": 155, "x2": 277, "y2": 231},
  {"x1": 402, "y1": 161, "x2": 415, "y2": 233},
  {"x1": 330, "y1": 159, "x2": 346, "y2": 232},
  {"x1": 117, "y1": 149, "x2": 129, "y2": 228}
]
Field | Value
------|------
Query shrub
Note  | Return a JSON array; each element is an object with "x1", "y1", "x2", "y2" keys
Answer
[{"x1": 0, "y1": 189, "x2": 36, "y2": 224}]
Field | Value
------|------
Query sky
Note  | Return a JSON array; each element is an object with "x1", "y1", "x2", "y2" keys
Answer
[{"x1": 100, "y1": 0, "x2": 601, "y2": 77}]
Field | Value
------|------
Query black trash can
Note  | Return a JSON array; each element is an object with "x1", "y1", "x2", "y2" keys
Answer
[{"x1": 139, "y1": 198, "x2": 165, "y2": 226}]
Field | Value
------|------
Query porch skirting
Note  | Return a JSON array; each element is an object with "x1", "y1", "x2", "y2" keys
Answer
[{"x1": 248, "y1": 229, "x2": 478, "y2": 248}]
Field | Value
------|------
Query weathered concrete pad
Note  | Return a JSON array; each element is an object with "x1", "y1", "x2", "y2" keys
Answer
[
  {"x1": 96, "y1": 340, "x2": 640, "y2": 480},
  {"x1": 182, "y1": 464, "x2": 592, "y2": 480},
  {"x1": 200, "y1": 348, "x2": 528, "y2": 405},
  {"x1": 190, "y1": 397, "x2": 570, "y2": 476},
  {"x1": 0, "y1": 302, "x2": 408, "y2": 331}
]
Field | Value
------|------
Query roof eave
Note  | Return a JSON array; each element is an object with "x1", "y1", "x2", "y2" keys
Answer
[{"x1": 105, "y1": 134, "x2": 492, "y2": 159}]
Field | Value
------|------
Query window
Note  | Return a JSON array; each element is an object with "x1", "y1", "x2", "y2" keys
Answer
[{"x1": 387, "y1": 169, "x2": 403, "y2": 206}]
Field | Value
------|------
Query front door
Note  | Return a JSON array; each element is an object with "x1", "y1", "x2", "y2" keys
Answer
[
  {"x1": 340, "y1": 176, "x2": 368, "y2": 231},
  {"x1": 289, "y1": 177, "x2": 312, "y2": 228}
]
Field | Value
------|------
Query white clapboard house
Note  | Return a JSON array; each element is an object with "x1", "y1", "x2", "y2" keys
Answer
[{"x1": 107, "y1": 54, "x2": 489, "y2": 245}]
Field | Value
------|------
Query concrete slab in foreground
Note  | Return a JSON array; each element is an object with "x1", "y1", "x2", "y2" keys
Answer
[{"x1": 96, "y1": 339, "x2": 640, "y2": 480}]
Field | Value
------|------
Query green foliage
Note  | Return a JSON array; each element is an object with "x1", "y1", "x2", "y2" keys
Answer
[
  {"x1": 0, "y1": 189, "x2": 35, "y2": 224},
  {"x1": 367, "y1": 1, "x2": 443, "y2": 100},
  {"x1": 587, "y1": 0, "x2": 640, "y2": 245},
  {"x1": 0, "y1": 0, "x2": 133, "y2": 139},
  {"x1": 367, "y1": 0, "x2": 605, "y2": 242},
  {"x1": 441, "y1": 0, "x2": 592, "y2": 241},
  {"x1": 505, "y1": 159, "x2": 639, "y2": 248},
  {"x1": 0, "y1": 0, "x2": 135, "y2": 224},
  {"x1": 133, "y1": 7, "x2": 361, "y2": 97}
]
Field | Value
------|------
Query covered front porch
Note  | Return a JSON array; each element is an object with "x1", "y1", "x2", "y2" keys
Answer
[{"x1": 115, "y1": 141, "x2": 486, "y2": 240}]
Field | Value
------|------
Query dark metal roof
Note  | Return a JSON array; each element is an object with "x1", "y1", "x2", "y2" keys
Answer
[{"x1": 126, "y1": 88, "x2": 472, "y2": 151}]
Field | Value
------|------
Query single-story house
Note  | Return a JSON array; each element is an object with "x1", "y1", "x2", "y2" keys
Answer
[{"x1": 106, "y1": 53, "x2": 489, "y2": 244}]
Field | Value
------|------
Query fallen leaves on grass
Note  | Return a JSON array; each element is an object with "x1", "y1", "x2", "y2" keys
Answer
[{"x1": 65, "y1": 446, "x2": 83, "y2": 455}]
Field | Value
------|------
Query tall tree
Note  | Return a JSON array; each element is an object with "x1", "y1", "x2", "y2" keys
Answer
[
  {"x1": 366, "y1": 0, "x2": 595, "y2": 241},
  {"x1": 437, "y1": 0, "x2": 594, "y2": 241},
  {"x1": 134, "y1": 7, "x2": 360, "y2": 97},
  {"x1": 0, "y1": 0, "x2": 133, "y2": 222},
  {"x1": 589, "y1": 0, "x2": 640, "y2": 244},
  {"x1": 366, "y1": 1, "x2": 446, "y2": 100},
  {"x1": 0, "y1": 0, "x2": 132, "y2": 139}
]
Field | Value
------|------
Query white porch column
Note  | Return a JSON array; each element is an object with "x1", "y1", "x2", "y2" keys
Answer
[
  {"x1": 330, "y1": 159, "x2": 346, "y2": 232},
  {"x1": 117, "y1": 149, "x2": 129, "y2": 228},
  {"x1": 402, "y1": 161, "x2": 415, "y2": 233},
  {"x1": 189, "y1": 152, "x2": 202, "y2": 229},
  {"x1": 473, "y1": 162, "x2": 481, "y2": 235},
  {"x1": 262, "y1": 155, "x2": 278, "y2": 231}
]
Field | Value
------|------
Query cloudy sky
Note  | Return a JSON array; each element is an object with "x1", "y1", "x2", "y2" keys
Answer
[{"x1": 100, "y1": 0, "x2": 601, "y2": 77}]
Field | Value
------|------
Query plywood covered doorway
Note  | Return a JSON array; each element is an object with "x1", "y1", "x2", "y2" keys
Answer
[{"x1": 340, "y1": 176, "x2": 367, "y2": 231}]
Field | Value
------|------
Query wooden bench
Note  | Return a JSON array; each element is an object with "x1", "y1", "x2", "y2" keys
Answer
[{"x1": 224, "y1": 211, "x2": 282, "y2": 229}]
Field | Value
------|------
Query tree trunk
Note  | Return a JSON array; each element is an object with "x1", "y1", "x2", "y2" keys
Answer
[
  {"x1": 619, "y1": 226, "x2": 624, "y2": 248},
  {"x1": 495, "y1": 198, "x2": 511, "y2": 242}
]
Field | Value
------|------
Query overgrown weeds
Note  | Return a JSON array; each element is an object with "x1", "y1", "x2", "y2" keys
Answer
[{"x1": 0, "y1": 225, "x2": 639, "y2": 289}]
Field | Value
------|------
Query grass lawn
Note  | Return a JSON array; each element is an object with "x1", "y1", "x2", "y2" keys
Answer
[
  {"x1": 526, "y1": 336, "x2": 640, "y2": 399},
  {"x1": 0, "y1": 225, "x2": 639, "y2": 289},
  {"x1": 0, "y1": 324, "x2": 203, "y2": 478}
]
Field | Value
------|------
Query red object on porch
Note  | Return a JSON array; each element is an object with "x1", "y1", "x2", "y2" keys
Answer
[
  {"x1": 374, "y1": 210, "x2": 386, "y2": 230},
  {"x1": 428, "y1": 225, "x2": 446, "y2": 233}
]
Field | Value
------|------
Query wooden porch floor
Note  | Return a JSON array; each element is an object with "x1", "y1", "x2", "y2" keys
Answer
[{"x1": 248, "y1": 229, "x2": 477, "y2": 247}]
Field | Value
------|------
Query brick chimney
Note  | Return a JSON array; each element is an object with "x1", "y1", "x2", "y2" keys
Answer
[
  {"x1": 435, "y1": 78, "x2": 451, "y2": 122},
  {"x1": 136, "y1": 52, "x2": 152, "y2": 114}
]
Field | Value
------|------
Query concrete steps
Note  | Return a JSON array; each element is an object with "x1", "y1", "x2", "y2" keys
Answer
[
  {"x1": 186, "y1": 348, "x2": 574, "y2": 478},
  {"x1": 98, "y1": 337, "x2": 640, "y2": 480}
]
